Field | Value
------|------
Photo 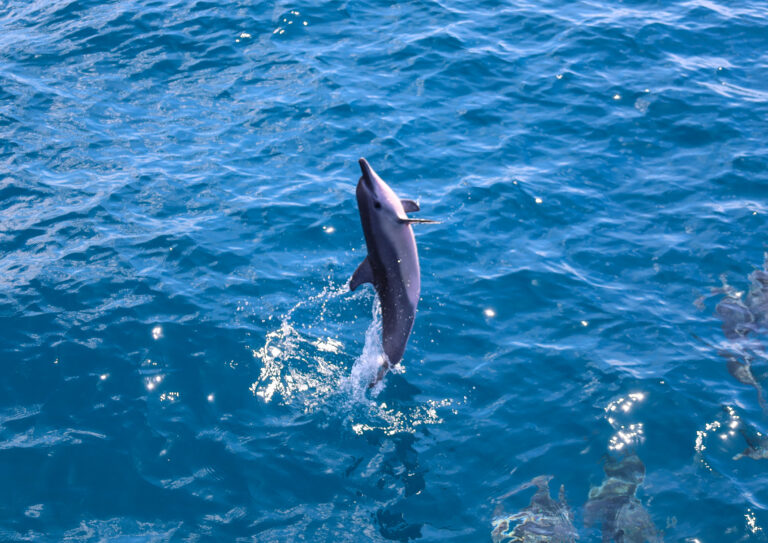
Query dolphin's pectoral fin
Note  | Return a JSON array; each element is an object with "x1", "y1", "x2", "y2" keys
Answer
[
  {"x1": 399, "y1": 217, "x2": 441, "y2": 224},
  {"x1": 349, "y1": 256, "x2": 374, "y2": 291},
  {"x1": 401, "y1": 199, "x2": 420, "y2": 213}
]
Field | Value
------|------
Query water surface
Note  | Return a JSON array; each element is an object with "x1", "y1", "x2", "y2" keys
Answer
[{"x1": 2, "y1": 0, "x2": 768, "y2": 540}]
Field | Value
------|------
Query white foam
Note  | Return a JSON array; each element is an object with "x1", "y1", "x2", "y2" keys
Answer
[
  {"x1": 342, "y1": 297, "x2": 388, "y2": 401},
  {"x1": 248, "y1": 277, "x2": 454, "y2": 434}
]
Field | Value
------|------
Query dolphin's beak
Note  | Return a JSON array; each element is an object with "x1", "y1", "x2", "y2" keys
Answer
[{"x1": 359, "y1": 158, "x2": 375, "y2": 190}]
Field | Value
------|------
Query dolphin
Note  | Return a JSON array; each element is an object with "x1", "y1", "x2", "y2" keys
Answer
[
  {"x1": 349, "y1": 158, "x2": 437, "y2": 384},
  {"x1": 734, "y1": 428, "x2": 768, "y2": 460},
  {"x1": 716, "y1": 294, "x2": 756, "y2": 340},
  {"x1": 491, "y1": 475, "x2": 576, "y2": 543},
  {"x1": 584, "y1": 454, "x2": 661, "y2": 543}
]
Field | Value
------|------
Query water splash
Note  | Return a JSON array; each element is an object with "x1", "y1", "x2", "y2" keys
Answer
[
  {"x1": 249, "y1": 279, "x2": 353, "y2": 412},
  {"x1": 342, "y1": 296, "x2": 390, "y2": 400},
  {"x1": 249, "y1": 279, "x2": 455, "y2": 435}
]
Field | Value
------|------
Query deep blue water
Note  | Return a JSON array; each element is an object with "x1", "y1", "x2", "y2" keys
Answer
[{"x1": 2, "y1": 0, "x2": 768, "y2": 540}]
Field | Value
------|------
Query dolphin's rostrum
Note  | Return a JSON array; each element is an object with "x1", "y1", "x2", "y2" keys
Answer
[{"x1": 350, "y1": 158, "x2": 436, "y2": 384}]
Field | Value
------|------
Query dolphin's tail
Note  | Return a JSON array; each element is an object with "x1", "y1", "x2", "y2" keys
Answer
[{"x1": 367, "y1": 360, "x2": 391, "y2": 389}]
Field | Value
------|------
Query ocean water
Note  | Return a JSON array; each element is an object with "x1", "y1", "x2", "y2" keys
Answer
[{"x1": 2, "y1": 0, "x2": 768, "y2": 540}]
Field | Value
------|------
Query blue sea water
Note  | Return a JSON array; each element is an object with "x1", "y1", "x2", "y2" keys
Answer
[{"x1": 2, "y1": 0, "x2": 768, "y2": 540}]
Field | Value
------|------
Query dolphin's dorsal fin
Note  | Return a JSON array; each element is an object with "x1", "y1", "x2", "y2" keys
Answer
[
  {"x1": 401, "y1": 199, "x2": 420, "y2": 213},
  {"x1": 349, "y1": 256, "x2": 374, "y2": 291}
]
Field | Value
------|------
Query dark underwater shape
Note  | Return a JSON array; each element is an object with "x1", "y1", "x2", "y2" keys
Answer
[
  {"x1": 491, "y1": 475, "x2": 576, "y2": 543},
  {"x1": 713, "y1": 258, "x2": 768, "y2": 341},
  {"x1": 746, "y1": 263, "x2": 768, "y2": 330},
  {"x1": 350, "y1": 158, "x2": 436, "y2": 383},
  {"x1": 710, "y1": 265, "x2": 768, "y2": 413},
  {"x1": 734, "y1": 427, "x2": 768, "y2": 461},
  {"x1": 584, "y1": 454, "x2": 661, "y2": 543},
  {"x1": 716, "y1": 294, "x2": 756, "y2": 341}
]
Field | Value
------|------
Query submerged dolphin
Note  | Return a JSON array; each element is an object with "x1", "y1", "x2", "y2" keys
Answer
[
  {"x1": 491, "y1": 475, "x2": 576, "y2": 543},
  {"x1": 349, "y1": 158, "x2": 436, "y2": 383},
  {"x1": 734, "y1": 428, "x2": 768, "y2": 460},
  {"x1": 584, "y1": 454, "x2": 661, "y2": 543}
]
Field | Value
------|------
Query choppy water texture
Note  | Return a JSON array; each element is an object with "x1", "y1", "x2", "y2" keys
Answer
[{"x1": 2, "y1": 0, "x2": 768, "y2": 541}]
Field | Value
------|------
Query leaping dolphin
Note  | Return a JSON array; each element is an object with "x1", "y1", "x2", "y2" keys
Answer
[{"x1": 349, "y1": 158, "x2": 437, "y2": 385}]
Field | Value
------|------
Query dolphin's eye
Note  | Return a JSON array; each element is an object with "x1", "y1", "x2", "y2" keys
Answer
[{"x1": 373, "y1": 201, "x2": 382, "y2": 209}]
